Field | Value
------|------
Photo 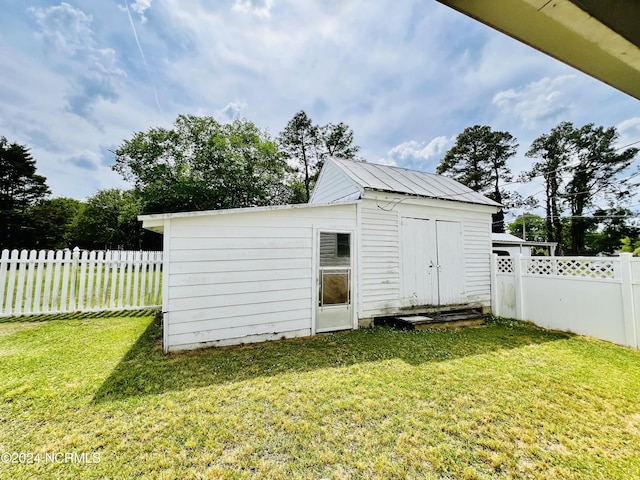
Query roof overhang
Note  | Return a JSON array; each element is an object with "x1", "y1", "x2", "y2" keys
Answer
[
  {"x1": 436, "y1": 0, "x2": 640, "y2": 100},
  {"x1": 363, "y1": 187, "x2": 502, "y2": 210},
  {"x1": 138, "y1": 201, "x2": 360, "y2": 234}
]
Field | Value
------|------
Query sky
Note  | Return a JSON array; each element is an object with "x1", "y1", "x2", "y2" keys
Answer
[{"x1": 2, "y1": 0, "x2": 640, "y2": 223}]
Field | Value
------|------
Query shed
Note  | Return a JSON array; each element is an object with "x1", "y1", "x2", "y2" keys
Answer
[
  {"x1": 492, "y1": 232, "x2": 557, "y2": 257},
  {"x1": 140, "y1": 158, "x2": 500, "y2": 352}
]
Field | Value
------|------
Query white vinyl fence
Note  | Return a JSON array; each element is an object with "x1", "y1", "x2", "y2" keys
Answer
[
  {"x1": 491, "y1": 253, "x2": 640, "y2": 348},
  {"x1": 0, "y1": 248, "x2": 163, "y2": 317}
]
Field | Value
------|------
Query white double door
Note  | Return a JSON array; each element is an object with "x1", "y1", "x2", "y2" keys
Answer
[{"x1": 401, "y1": 217, "x2": 464, "y2": 306}]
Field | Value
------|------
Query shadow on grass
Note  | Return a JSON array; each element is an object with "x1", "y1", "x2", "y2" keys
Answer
[
  {"x1": 93, "y1": 315, "x2": 572, "y2": 403},
  {"x1": 0, "y1": 308, "x2": 159, "y2": 324}
]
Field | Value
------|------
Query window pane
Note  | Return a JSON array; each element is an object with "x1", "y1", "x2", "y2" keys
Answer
[
  {"x1": 337, "y1": 233, "x2": 350, "y2": 258},
  {"x1": 321, "y1": 271, "x2": 349, "y2": 305},
  {"x1": 319, "y1": 232, "x2": 350, "y2": 267}
]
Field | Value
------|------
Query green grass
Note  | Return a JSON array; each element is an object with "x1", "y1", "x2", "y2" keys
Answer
[{"x1": 1, "y1": 313, "x2": 640, "y2": 479}]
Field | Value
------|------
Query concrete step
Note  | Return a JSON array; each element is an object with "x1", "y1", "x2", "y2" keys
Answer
[{"x1": 378, "y1": 309, "x2": 486, "y2": 331}]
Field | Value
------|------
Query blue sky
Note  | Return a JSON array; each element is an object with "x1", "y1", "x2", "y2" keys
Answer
[{"x1": 2, "y1": 0, "x2": 639, "y2": 222}]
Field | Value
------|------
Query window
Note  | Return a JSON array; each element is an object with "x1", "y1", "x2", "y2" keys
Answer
[
  {"x1": 319, "y1": 232, "x2": 350, "y2": 267},
  {"x1": 337, "y1": 233, "x2": 350, "y2": 258}
]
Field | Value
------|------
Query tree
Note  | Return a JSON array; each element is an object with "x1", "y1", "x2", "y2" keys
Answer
[
  {"x1": 508, "y1": 213, "x2": 547, "y2": 242},
  {"x1": 584, "y1": 208, "x2": 639, "y2": 255},
  {"x1": 0, "y1": 137, "x2": 50, "y2": 249},
  {"x1": 278, "y1": 111, "x2": 319, "y2": 203},
  {"x1": 70, "y1": 189, "x2": 158, "y2": 250},
  {"x1": 278, "y1": 111, "x2": 361, "y2": 202},
  {"x1": 621, "y1": 235, "x2": 640, "y2": 256},
  {"x1": 524, "y1": 121, "x2": 575, "y2": 251},
  {"x1": 437, "y1": 125, "x2": 518, "y2": 233},
  {"x1": 565, "y1": 124, "x2": 638, "y2": 254},
  {"x1": 525, "y1": 122, "x2": 638, "y2": 254},
  {"x1": 113, "y1": 115, "x2": 290, "y2": 214},
  {"x1": 321, "y1": 122, "x2": 361, "y2": 160},
  {"x1": 28, "y1": 197, "x2": 84, "y2": 249}
]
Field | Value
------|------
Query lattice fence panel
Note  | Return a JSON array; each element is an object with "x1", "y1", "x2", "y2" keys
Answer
[
  {"x1": 525, "y1": 258, "x2": 614, "y2": 279},
  {"x1": 496, "y1": 257, "x2": 514, "y2": 274}
]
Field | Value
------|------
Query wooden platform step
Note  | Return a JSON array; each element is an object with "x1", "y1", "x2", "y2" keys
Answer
[{"x1": 376, "y1": 309, "x2": 486, "y2": 331}]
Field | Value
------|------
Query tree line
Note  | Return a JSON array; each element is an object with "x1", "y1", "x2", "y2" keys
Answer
[
  {"x1": 2, "y1": 115, "x2": 638, "y2": 255},
  {"x1": 0, "y1": 111, "x2": 359, "y2": 251},
  {"x1": 437, "y1": 123, "x2": 639, "y2": 255}
]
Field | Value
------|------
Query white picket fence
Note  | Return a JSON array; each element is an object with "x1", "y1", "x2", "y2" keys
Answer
[
  {"x1": 0, "y1": 248, "x2": 163, "y2": 317},
  {"x1": 491, "y1": 253, "x2": 640, "y2": 348}
]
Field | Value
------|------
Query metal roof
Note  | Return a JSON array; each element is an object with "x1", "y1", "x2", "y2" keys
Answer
[{"x1": 330, "y1": 158, "x2": 501, "y2": 207}]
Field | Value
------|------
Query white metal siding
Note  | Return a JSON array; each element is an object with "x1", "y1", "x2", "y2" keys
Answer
[
  {"x1": 359, "y1": 194, "x2": 494, "y2": 317},
  {"x1": 360, "y1": 199, "x2": 401, "y2": 316},
  {"x1": 165, "y1": 204, "x2": 356, "y2": 351},
  {"x1": 309, "y1": 160, "x2": 361, "y2": 204},
  {"x1": 463, "y1": 220, "x2": 493, "y2": 304}
]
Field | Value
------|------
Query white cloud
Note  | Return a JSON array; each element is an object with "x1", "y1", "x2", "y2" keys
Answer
[
  {"x1": 387, "y1": 136, "x2": 451, "y2": 162},
  {"x1": 614, "y1": 117, "x2": 640, "y2": 157},
  {"x1": 232, "y1": 0, "x2": 274, "y2": 19},
  {"x1": 30, "y1": 3, "x2": 94, "y2": 55},
  {"x1": 30, "y1": 4, "x2": 125, "y2": 122},
  {"x1": 213, "y1": 101, "x2": 248, "y2": 123},
  {"x1": 617, "y1": 117, "x2": 640, "y2": 139},
  {"x1": 492, "y1": 75, "x2": 576, "y2": 129},
  {"x1": 130, "y1": 0, "x2": 153, "y2": 23},
  {"x1": 3, "y1": 0, "x2": 640, "y2": 203}
]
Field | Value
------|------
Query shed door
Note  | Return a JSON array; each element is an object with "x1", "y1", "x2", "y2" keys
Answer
[
  {"x1": 435, "y1": 220, "x2": 464, "y2": 304},
  {"x1": 401, "y1": 218, "x2": 465, "y2": 305},
  {"x1": 316, "y1": 231, "x2": 353, "y2": 332},
  {"x1": 401, "y1": 218, "x2": 438, "y2": 304}
]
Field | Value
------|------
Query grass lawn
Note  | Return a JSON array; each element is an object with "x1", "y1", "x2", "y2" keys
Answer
[{"x1": 1, "y1": 312, "x2": 640, "y2": 479}]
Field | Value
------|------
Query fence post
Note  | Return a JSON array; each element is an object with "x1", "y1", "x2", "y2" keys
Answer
[
  {"x1": 619, "y1": 253, "x2": 637, "y2": 348},
  {"x1": 490, "y1": 253, "x2": 498, "y2": 316},
  {"x1": 0, "y1": 250, "x2": 8, "y2": 315},
  {"x1": 514, "y1": 253, "x2": 524, "y2": 320},
  {"x1": 70, "y1": 247, "x2": 80, "y2": 311}
]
